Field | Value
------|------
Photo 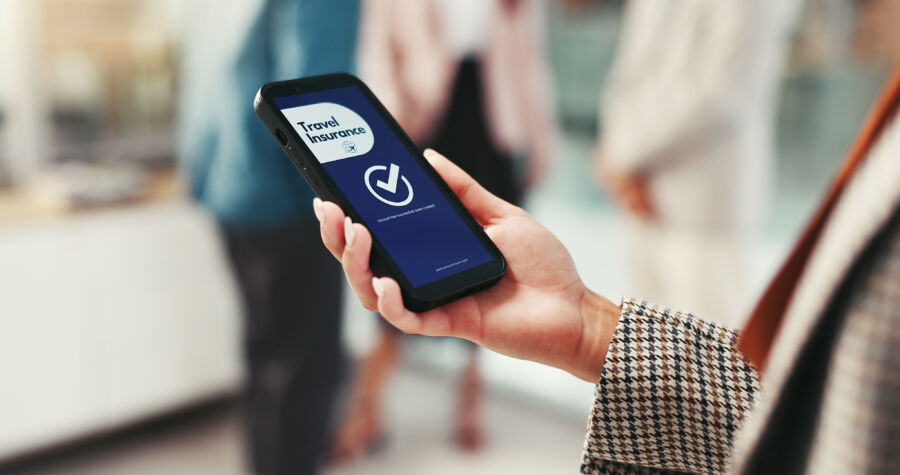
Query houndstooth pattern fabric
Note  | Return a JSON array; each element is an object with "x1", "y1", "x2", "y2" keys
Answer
[
  {"x1": 803, "y1": 207, "x2": 900, "y2": 474},
  {"x1": 581, "y1": 299, "x2": 760, "y2": 475},
  {"x1": 585, "y1": 459, "x2": 687, "y2": 474}
]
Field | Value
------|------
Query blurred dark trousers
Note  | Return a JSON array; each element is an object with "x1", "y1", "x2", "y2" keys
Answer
[
  {"x1": 425, "y1": 56, "x2": 523, "y2": 206},
  {"x1": 222, "y1": 219, "x2": 344, "y2": 475}
]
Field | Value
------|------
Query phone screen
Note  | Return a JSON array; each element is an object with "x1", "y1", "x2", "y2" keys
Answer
[{"x1": 274, "y1": 86, "x2": 494, "y2": 287}]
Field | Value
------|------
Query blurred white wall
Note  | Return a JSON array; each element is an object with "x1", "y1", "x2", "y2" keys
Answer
[{"x1": 0, "y1": 201, "x2": 242, "y2": 460}]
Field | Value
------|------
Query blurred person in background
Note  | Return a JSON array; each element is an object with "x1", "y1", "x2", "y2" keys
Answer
[
  {"x1": 178, "y1": 0, "x2": 359, "y2": 473},
  {"x1": 594, "y1": 0, "x2": 801, "y2": 326},
  {"x1": 330, "y1": 0, "x2": 556, "y2": 461}
]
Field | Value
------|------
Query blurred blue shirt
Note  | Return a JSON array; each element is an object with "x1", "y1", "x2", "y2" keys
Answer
[{"x1": 179, "y1": 0, "x2": 359, "y2": 229}]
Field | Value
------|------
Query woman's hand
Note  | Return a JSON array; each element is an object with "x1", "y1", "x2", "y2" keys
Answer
[
  {"x1": 314, "y1": 149, "x2": 620, "y2": 382},
  {"x1": 592, "y1": 146, "x2": 654, "y2": 220}
]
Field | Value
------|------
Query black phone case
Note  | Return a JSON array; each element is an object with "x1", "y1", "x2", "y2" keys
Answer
[{"x1": 253, "y1": 73, "x2": 505, "y2": 312}]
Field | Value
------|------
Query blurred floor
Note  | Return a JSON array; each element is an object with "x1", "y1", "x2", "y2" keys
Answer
[
  {"x1": 325, "y1": 367, "x2": 586, "y2": 475},
  {"x1": 11, "y1": 367, "x2": 586, "y2": 475},
  {"x1": 7, "y1": 399, "x2": 245, "y2": 475}
]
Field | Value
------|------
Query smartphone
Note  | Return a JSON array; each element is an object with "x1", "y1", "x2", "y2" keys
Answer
[{"x1": 254, "y1": 73, "x2": 505, "y2": 312}]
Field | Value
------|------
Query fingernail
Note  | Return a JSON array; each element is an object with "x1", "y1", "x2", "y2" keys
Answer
[
  {"x1": 313, "y1": 198, "x2": 323, "y2": 223},
  {"x1": 344, "y1": 217, "x2": 355, "y2": 247},
  {"x1": 423, "y1": 148, "x2": 437, "y2": 161},
  {"x1": 372, "y1": 277, "x2": 383, "y2": 298}
]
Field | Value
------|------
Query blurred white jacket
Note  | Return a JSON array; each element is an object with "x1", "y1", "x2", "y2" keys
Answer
[{"x1": 601, "y1": 0, "x2": 800, "y2": 232}]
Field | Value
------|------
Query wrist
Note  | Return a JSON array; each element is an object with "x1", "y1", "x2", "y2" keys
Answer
[{"x1": 572, "y1": 288, "x2": 621, "y2": 383}]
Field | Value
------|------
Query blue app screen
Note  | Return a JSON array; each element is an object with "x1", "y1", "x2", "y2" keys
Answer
[{"x1": 275, "y1": 86, "x2": 494, "y2": 287}]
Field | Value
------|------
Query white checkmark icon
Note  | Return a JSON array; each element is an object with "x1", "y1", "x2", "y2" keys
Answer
[
  {"x1": 365, "y1": 164, "x2": 414, "y2": 206},
  {"x1": 376, "y1": 163, "x2": 400, "y2": 193}
]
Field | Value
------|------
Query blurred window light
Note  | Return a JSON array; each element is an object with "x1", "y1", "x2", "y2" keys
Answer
[
  {"x1": 0, "y1": 0, "x2": 186, "y2": 220},
  {"x1": 0, "y1": 0, "x2": 47, "y2": 186},
  {"x1": 38, "y1": 0, "x2": 179, "y2": 167}
]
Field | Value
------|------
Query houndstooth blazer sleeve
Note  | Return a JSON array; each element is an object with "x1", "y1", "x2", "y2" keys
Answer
[{"x1": 581, "y1": 298, "x2": 761, "y2": 474}]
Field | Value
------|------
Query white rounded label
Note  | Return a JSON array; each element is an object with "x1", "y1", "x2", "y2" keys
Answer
[{"x1": 280, "y1": 102, "x2": 374, "y2": 163}]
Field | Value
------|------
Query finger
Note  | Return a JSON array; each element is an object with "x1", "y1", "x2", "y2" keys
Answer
[
  {"x1": 621, "y1": 178, "x2": 653, "y2": 218},
  {"x1": 341, "y1": 218, "x2": 378, "y2": 310},
  {"x1": 316, "y1": 199, "x2": 347, "y2": 260},
  {"x1": 423, "y1": 149, "x2": 523, "y2": 224},
  {"x1": 372, "y1": 277, "x2": 421, "y2": 334},
  {"x1": 372, "y1": 277, "x2": 454, "y2": 337},
  {"x1": 634, "y1": 194, "x2": 654, "y2": 218},
  {"x1": 625, "y1": 194, "x2": 652, "y2": 219},
  {"x1": 635, "y1": 182, "x2": 655, "y2": 218},
  {"x1": 622, "y1": 187, "x2": 643, "y2": 216}
]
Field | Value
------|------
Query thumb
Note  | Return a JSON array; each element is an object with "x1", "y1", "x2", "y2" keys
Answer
[{"x1": 423, "y1": 149, "x2": 522, "y2": 224}]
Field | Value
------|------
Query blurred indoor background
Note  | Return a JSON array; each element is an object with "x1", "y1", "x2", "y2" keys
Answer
[{"x1": 0, "y1": 0, "x2": 895, "y2": 474}]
